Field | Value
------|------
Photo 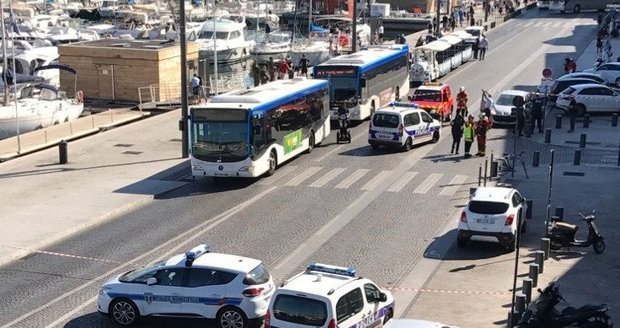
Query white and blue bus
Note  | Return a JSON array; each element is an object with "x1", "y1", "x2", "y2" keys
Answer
[
  {"x1": 313, "y1": 44, "x2": 410, "y2": 121},
  {"x1": 549, "y1": 0, "x2": 614, "y2": 12},
  {"x1": 188, "y1": 78, "x2": 330, "y2": 178}
]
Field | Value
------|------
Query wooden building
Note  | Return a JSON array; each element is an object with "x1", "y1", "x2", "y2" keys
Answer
[{"x1": 58, "y1": 39, "x2": 199, "y2": 103}]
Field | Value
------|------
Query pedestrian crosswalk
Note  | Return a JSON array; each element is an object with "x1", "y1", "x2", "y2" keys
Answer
[
  {"x1": 512, "y1": 19, "x2": 592, "y2": 29},
  {"x1": 260, "y1": 166, "x2": 474, "y2": 195}
]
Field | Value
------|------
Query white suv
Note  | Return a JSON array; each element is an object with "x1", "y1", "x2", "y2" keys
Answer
[
  {"x1": 266, "y1": 263, "x2": 395, "y2": 328},
  {"x1": 368, "y1": 103, "x2": 441, "y2": 151},
  {"x1": 98, "y1": 244, "x2": 274, "y2": 327},
  {"x1": 457, "y1": 187, "x2": 528, "y2": 252}
]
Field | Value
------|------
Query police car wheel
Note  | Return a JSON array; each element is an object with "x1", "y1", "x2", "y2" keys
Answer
[
  {"x1": 370, "y1": 142, "x2": 379, "y2": 150},
  {"x1": 383, "y1": 309, "x2": 394, "y2": 324},
  {"x1": 402, "y1": 138, "x2": 413, "y2": 151},
  {"x1": 432, "y1": 131, "x2": 440, "y2": 143},
  {"x1": 110, "y1": 298, "x2": 139, "y2": 326},
  {"x1": 217, "y1": 306, "x2": 247, "y2": 328}
]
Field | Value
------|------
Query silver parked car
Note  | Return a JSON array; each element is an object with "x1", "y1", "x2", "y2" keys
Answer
[{"x1": 556, "y1": 84, "x2": 620, "y2": 116}]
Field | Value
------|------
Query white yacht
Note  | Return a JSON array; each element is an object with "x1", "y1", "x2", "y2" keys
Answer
[
  {"x1": 290, "y1": 39, "x2": 331, "y2": 68},
  {"x1": 197, "y1": 18, "x2": 255, "y2": 63},
  {"x1": 251, "y1": 30, "x2": 291, "y2": 63},
  {"x1": 0, "y1": 40, "x2": 60, "y2": 87},
  {"x1": 0, "y1": 82, "x2": 84, "y2": 140}
]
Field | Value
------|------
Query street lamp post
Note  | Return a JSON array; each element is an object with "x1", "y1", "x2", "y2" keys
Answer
[{"x1": 180, "y1": 0, "x2": 189, "y2": 158}]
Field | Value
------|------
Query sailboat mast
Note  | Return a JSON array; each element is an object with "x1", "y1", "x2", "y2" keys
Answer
[
  {"x1": 9, "y1": 0, "x2": 21, "y2": 146},
  {"x1": 308, "y1": 0, "x2": 312, "y2": 34},
  {"x1": 1, "y1": 0, "x2": 9, "y2": 105}
]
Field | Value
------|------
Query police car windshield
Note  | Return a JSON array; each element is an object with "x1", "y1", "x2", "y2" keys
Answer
[
  {"x1": 119, "y1": 261, "x2": 166, "y2": 282},
  {"x1": 412, "y1": 90, "x2": 441, "y2": 101},
  {"x1": 496, "y1": 94, "x2": 519, "y2": 106}
]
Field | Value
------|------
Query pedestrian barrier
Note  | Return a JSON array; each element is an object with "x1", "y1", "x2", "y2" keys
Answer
[
  {"x1": 529, "y1": 264, "x2": 539, "y2": 287},
  {"x1": 574, "y1": 149, "x2": 582, "y2": 165},
  {"x1": 534, "y1": 251, "x2": 545, "y2": 274},
  {"x1": 541, "y1": 238, "x2": 551, "y2": 260},
  {"x1": 580, "y1": 134, "x2": 587, "y2": 148},
  {"x1": 515, "y1": 293, "x2": 526, "y2": 314},
  {"x1": 59, "y1": 140, "x2": 68, "y2": 164},
  {"x1": 523, "y1": 278, "x2": 533, "y2": 303}
]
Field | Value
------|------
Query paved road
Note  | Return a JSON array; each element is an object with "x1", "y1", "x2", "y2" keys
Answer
[{"x1": 0, "y1": 10, "x2": 604, "y2": 328}]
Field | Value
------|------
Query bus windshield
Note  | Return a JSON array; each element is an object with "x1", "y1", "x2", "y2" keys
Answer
[
  {"x1": 330, "y1": 78, "x2": 358, "y2": 101},
  {"x1": 191, "y1": 108, "x2": 249, "y2": 162}
]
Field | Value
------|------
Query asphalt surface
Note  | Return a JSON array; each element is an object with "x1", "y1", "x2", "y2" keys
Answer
[{"x1": 0, "y1": 10, "x2": 607, "y2": 328}]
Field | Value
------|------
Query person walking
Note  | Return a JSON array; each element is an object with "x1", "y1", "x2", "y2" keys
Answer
[
  {"x1": 473, "y1": 36, "x2": 480, "y2": 59},
  {"x1": 464, "y1": 114, "x2": 476, "y2": 158},
  {"x1": 531, "y1": 94, "x2": 544, "y2": 133},
  {"x1": 442, "y1": 15, "x2": 449, "y2": 31},
  {"x1": 469, "y1": 4, "x2": 475, "y2": 20},
  {"x1": 191, "y1": 74, "x2": 200, "y2": 104},
  {"x1": 251, "y1": 61, "x2": 260, "y2": 87},
  {"x1": 378, "y1": 24, "x2": 384, "y2": 43},
  {"x1": 451, "y1": 113, "x2": 465, "y2": 154},
  {"x1": 478, "y1": 35, "x2": 488, "y2": 60},
  {"x1": 568, "y1": 98, "x2": 577, "y2": 132},
  {"x1": 268, "y1": 57, "x2": 276, "y2": 82},
  {"x1": 298, "y1": 53, "x2": 309, "y2": 77},
  {"x1": 260, "y1": 65, "x2": 269, "y2": 85},
  {"x1": 475, "y1": 115, "x2": 490, "y2": 156},
  {"x1": 456, "y1": 86, "x2": 468, "y2": 117},
  {"x1": 596, "y1": 37, "x2": 603, "y2": 54},
  {"x1": 515, "y1": 105, "x2": 525, "y2": 137},
  {"x1": 278, "y1": 58, "x2": 291, "y2": 79}
]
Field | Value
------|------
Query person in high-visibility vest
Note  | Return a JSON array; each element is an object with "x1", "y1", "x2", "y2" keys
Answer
[{"x1": 463, "y1": 114, "x2": 475, "y2": 158}]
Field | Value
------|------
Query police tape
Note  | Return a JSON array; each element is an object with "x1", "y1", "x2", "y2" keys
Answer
[
  {"x1": 385, "y1": 286, "x2": 511, "y2": 295},
  {"x1": 1, "y1": 244, "x2": 123, "y2": 264}
]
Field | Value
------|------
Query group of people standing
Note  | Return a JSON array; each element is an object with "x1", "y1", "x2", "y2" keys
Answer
[
  {"x1": 472, "y1": 34, "x2": 490, "y2": 60},
  {"x1": 250, "y1": 54, "x2": 310, "y2": 87},
  {"x1": 451, "y1": 87, "x2": 491, "y2": 158}
]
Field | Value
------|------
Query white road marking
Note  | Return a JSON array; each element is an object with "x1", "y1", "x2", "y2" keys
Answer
[
  {"x1": 315, "y1": 131, "x2": 366, "y2": 162},
  {"x1": 386, "y1": 171, "x2": 418, "y2": 192},
  {"x1": 335, "y1": 169, "x2": 371, "y2": 189},
  {"x1": 284, "y1": 166, "x2": 322, "y2": 186},
  {"x1": 360, "y1": 170, "x2": 393, "y2": 191},
  {"x1": 1, "y1": 187, "x2": 278, "y2": 328},
  {"x1": 258, "y1": 165, "x2": 298, "y2": 185},
  {"x1": 309, "y1": 167, "x2": 346, "y2": 187},
  {"x1": 438, "y1": 174, "x2": 470, "y2": 196},
  {"x1": 413, "y1": 173, "x2": 444, "y2": 194}
]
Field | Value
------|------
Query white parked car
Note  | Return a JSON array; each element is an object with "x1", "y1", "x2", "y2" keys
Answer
[
  {"x1": 457, "y1": 187, "x2": 528, "y2": 252},
  {"x1": 463, "y1": 26, "x2": 484, "y2": 44},
  {"x1": 584, "y1": 62, "x2": 620, "y2": 87},
  {"x1": 266, "y1": 263, "x2": 395, "y2": 328},
  {"x1": 98, "y1": 244, "x2": 274, "y2": 327},
  {"x1": 368, "y1": 103, "x2": 442, "y2": 151},
  {"x1": 385, "y1": 319, "x2": 461, "y2": 328},
  {"x1": 492, "y1": 90, "x2": 531, "y2": 126},
  {"x1": 556, "y1": 84, "x2": 620, "y2": 116}
]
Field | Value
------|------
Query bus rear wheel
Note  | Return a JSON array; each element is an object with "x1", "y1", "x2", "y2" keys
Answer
[{"x1": 266, "y1": 151, "x2": 277, "y2": 176}]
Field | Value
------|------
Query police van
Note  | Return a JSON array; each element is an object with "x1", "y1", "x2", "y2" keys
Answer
[
  {"x1": 368, "y1": 102, "x2": 442, "y2": 151},
  {"x1": 266, "y1": 263, "x2": 395, "y2": 328}
]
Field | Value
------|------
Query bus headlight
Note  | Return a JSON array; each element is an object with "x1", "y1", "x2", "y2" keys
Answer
[
  {"x1": 239, "y1": 166, "x2": 255, "y2": 173},
  {"x1": 192, "y1": 165, "x2": 203, "y2": 171}
]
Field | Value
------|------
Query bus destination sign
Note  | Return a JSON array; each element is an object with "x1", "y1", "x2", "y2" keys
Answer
[{"x1": 315, "y1": 67, "x2": 357, "y2": 78}]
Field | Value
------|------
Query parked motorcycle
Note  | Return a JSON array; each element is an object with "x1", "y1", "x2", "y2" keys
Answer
[
  {"x1": 548, "y1": 212, "x2": 605, "y2": 254},
  {"x1": 519, "y1": 281, "x2": 613, "y2": 328}
]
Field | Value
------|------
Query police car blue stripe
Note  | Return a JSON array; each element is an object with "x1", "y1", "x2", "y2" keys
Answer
[{"x1": 107, "y1": 292, "x2": 242, "y2": 306}]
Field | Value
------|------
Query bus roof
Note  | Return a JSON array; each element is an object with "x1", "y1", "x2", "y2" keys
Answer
[
  {"x1": 203, "y1": 77, "x2": 328, "y2": 112},
  {"x1": 317, "y1": 44, "x2": 408, "y2": 71}
]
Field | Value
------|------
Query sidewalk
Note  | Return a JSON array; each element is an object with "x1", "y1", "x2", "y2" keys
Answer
[
  {"x1": 403, "y1": 162, "x2": 620, "y2": 327},
  {"x1": 0, "y1": 109, "x2": 189, "y2": 266}
]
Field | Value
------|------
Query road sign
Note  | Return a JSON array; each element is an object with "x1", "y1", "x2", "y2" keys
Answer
[{"x1": 542, "y1": 68, "x2": 553, "y2": 78}]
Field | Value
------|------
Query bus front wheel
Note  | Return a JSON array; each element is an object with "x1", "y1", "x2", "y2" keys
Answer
[
  {"x1": 306, "y1": 131, "x2": 315, "y2": 154},
  {"x1": 266, "y1": 151, "x2": 277, "y2": 176}
]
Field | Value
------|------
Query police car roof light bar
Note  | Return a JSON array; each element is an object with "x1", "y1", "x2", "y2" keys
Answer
[
  {"x1": 184, "y1": 244, "x2": 210, "y2": 267},
  {"x1": 390, "y1": 101, "x2": 419, "y2": 108},
  {"x1": 307, "y1": 263, "x2": 357, "y2": 277}
]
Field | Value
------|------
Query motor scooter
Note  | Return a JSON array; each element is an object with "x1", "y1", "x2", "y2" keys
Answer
[
  {"x1": 519, "y1": 281, "x2": 612, "y2": 328},
  {"x1": 548, "y1": 212, "x2": 605, "y2": 254},
  {"x1": 336, "y1": 108, "x2": 351, "y2": 144}
]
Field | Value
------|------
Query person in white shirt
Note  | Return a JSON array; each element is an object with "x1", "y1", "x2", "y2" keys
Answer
[{"x1": 378, "y1": 24, "x2": 384, "y2": 43}]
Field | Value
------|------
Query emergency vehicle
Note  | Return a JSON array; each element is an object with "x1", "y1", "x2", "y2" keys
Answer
[
  {"x1": 266, "y1": 263, "x2": 395, "y2": 328},
  {"x1": 409, "y1": 82, "x2": 454, "y2": 121}
]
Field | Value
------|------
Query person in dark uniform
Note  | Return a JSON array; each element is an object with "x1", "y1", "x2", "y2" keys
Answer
[
  {"x1": 250, "y1": 61, "x2": 260, "y2": 87},
  {"x1": 299, "y1": 54, "x2": 309, "y2": 77},
  {"x1": 515, "y1": 105, "x2": 525, "y2": 137},
  {"x1": 531, "y1": 94, "x2": 544, "y2": 133}
]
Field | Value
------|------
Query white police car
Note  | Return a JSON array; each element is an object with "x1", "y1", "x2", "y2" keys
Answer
[
  {"x1": 98, "y1": 244, "x2": 274, "y2": 327},
  {"x1": 369, "y1": 102, "x2": 441, "y2": 151},
  {"x1": 266, "y1": 263, "x2": 395, "y2": 328}
]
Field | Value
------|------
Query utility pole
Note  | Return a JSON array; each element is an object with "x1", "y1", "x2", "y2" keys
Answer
[
  {"x1": 180, "y1": 0, "x2": 189, "y2": 158},
  {"x1": 352, "y1": 0, "x2": 358, "y2": 53},
  {"x1": 435, "y1": 0, "x2": 441, "y2": 36}
]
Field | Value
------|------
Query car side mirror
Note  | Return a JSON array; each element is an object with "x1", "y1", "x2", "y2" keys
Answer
[
  {"x1": 146, "y1": 277, "x2": 157, "y2": 286},
  {"x1": 379, "y1": 292, "x2": 388, "y2": 302}
]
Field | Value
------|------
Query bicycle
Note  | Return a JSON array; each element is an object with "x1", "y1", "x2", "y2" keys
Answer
[{"x1": 496, "y1": 150, "x2": 529, "y2": 178}]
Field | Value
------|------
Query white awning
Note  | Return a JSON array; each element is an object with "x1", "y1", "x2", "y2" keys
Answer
[
  {"x1": 438, "y1": 35, "x2": 463, "y2": 45},
  {"x1": 416, "y1": 40, "x2": 451, "y2": 52}
]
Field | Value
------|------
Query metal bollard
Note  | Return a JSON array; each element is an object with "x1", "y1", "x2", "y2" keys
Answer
[
  {"x1": 554, "y1": 207, "x2": 564, "y2": 220},
  {"x1": 59, "y1": 140, "x2": 68, "y2": 164},
  {"x1": 532, "y1": 151, "x2": 540, "y2": 167},
  {"x1": 583, "y1": 114, "x2": 590, "y2": 128},
  {"x1": 526, "y1": 200, "x2": 533, "y2": 220},
  {"x1": 515, "y1": 293, "x2": 527, "y2": 314},
  {"x1": 555, "y1": 115, "x2": 562, "y2": 129},
  {"x1": 580, "y1": 133, "x2": 587, "y2": 148},
  {"x1": 574, "y1": 149, "x2": 581, "y2": 165},
  {"x1": 523, "y1": 278, "x2": 533, "y2": 304},
  {"x1": 545, "y1": 128, "x2": 552, "y2": 143},
  {"x1": 484, "y1": 159, "x2": 488, "y2": 186},
  {"x1": 613, "y1": 113, "x2": 618, "y2": 127},
  {"x1": 535, "y1": 250, "x2": 545, "y2": 274},
  {"x1": 507, "y1": 311, "x2": 520, "y2": 328},
  {"x1": 478, "y1": 165, "x2": 482, "y2": 186},
  {"x1": 541, "y1": 238, "x2": 551, "y2": 260},
  {"x1": 491, "y1": 160, "x2": 498, "y2": 178},
  {"x1": 529, "y1": 264, "x2": 539, "y2": 287}
]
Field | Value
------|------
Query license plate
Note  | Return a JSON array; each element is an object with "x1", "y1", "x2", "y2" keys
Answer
[
  {"x1": 377, "y1": 133, "x2": 393, "y2": 139},
  {"x1": 477, "y1": 218, "x2": 494, "y2": 224}
]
